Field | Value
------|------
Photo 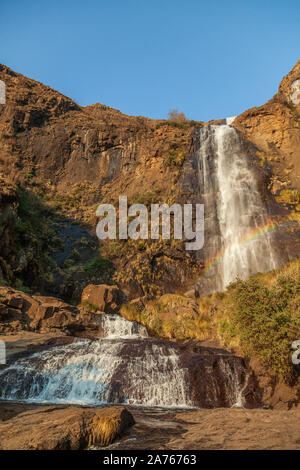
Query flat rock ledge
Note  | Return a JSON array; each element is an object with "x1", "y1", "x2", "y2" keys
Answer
[{"x1": 0, "y1": 405, "x2": 135, "y2": 450}]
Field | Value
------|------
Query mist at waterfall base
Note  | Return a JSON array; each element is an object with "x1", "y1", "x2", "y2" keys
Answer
[{"x1": 0, "y1": 314, "x2": 250, "y2": 408}]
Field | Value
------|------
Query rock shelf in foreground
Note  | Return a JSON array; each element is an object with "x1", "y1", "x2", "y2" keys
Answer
[{"x1": 0, "y1": 404, "x2": 135, "y2": 450}]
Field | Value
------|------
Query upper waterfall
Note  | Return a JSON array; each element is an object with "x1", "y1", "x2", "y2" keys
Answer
[
  {"x1": 196, "y1": 123, "x2": 279, "y2": 294},
  {"x1": 225, "y1": 116, "x2": 237, "y2": 125}
]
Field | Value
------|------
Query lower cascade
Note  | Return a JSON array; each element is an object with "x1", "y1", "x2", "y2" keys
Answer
[
  {"x1": 196, "y1": 122, "x2": 280, "y2": 294},
  {"x1": 0, "y1": 315, "x2": 254, "y2": 408}
]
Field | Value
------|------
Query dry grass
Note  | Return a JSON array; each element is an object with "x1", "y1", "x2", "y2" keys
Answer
[
  {"x1": 88, "y1": 407, "x2": 134, "y2": 447},
  {"x1": 121, "y1": 293, "x2": 213, "y2": 340},
  {"x1": 249, "y1": 257, "x2": 300, "y2": 289}
]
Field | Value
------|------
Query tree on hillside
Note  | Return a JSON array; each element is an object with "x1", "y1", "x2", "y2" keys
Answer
[{"x1": 167, "y1": 109, "x2": 188, "y2": 122}]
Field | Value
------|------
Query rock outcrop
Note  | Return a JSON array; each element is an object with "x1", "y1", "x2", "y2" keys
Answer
[
  {"x1": 0, "y1": 63, "x2": 194, "y2": 201},
  {"x1": 0, "y1": 286, "x2": 105, "y2": 337},
  {"x1": 234, "y1": 60, "x2": 300, "y2": 191},
  {"x1": 0, "y1": 63, "x2": 203, "y2": 299},
  {"x1": 0, "y1": 405, "x2": 134, "y2": 450},
  {"x1": 81, "y1": 283, "x2": 124, "y2": 314}
]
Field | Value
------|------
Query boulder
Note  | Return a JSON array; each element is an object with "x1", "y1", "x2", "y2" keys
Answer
[
  {"x1": 0, "y1": 287, "x2": 104, "y2": 337},
  {"x1": 81, "y1": 284, "x2": 124, "y2": 314},
  {"x1": 0, "y1": 405, "x2": 135, "y2": 450}
]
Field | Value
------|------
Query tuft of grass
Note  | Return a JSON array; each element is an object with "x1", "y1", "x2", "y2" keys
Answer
[{"x1": 88, "y1": 408, "x2": 134, "y2": 447}]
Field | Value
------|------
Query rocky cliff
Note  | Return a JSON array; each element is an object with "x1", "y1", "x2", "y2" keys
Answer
[
  {"x1": 0, "y1": 63, "x2": 203, "y2": 300},
  {"x1": 0, "y1": 62, "x2": 299, "y2": 300},
  {"x1": 234, "y1": 61, "x2": 300, "y2": 193}
]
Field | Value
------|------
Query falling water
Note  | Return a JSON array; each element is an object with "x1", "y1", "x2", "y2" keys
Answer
[
  {"x1": 0, "y1": 315, "x2": 190, "y2": 407},
  {"x1": 196, "y1": 122, "x2": 279, "y2": 294},
  {"x1": 0, "y1": 339, "x2": 189, "y2": 406},
  {"x1": 101, "y1": 314, "x2": 148, "y2": 338},
  {"x1": 0, "y1": 315, "x2": 252, "y2": 408}
]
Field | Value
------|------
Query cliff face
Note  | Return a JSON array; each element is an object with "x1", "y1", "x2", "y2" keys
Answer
[
  {"x1": 0, "y1": 64, "x2": 203, "y2": 299},
  {"x1": 0, "y1": 64, "x2": 194, "y2": 196},
  {"x1": 0, "y1": 62, "x2": 299, "y2": 300},
  {"x1": 234, "y1": 60, "x2": 300, "y2": 192}
]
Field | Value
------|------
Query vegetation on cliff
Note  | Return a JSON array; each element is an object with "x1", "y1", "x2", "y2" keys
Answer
[{"x1": 0, "y1": 179, "x2": 57, "y2": 291}]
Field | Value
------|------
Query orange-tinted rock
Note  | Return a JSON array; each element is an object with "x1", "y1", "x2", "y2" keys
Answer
[
  {"x1": 0, "y1": 63, "x2": 201, "y2": 299},
  {"x1": 234, "y1": 60, "x2": 300, "y2": 191},
  {"x1": 0, "y1": 286, "x2": 104, "y2": 337},
  {"x1": 0, "y1": 405, "x2": 135, "y2": 450},
  {"x1": 81, "y1": 284, "x2": 124, "y2": 314}
]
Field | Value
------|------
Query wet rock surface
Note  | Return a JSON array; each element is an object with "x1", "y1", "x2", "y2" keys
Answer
[
  {"x1": 103, "y1": 406, "x2": 300, "y2": 450},
  {"x1": 0, "y1": 333, "x2": 257, "y2": 408}
]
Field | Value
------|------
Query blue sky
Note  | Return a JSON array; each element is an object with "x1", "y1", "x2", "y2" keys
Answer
[{"x1": 1, "y1": 0, "x2": 299, "y2": 121}]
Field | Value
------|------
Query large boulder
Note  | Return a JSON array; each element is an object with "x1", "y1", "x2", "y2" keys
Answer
[
  {"x1": 81, "y1": 284, "x2": 124, "y2": 314},
  {"x1": 0, "y1": 405, "x2": 135, "y2": 450}
]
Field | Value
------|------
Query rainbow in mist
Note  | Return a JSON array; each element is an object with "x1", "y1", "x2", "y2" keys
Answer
[{"x1": 202, "y1": 218, "x2": 284, "y2": 275}]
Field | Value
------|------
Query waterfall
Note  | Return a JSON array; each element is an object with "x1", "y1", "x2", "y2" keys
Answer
[
  {"x1": 0, "y1": 339, "x2": 189, "y2": 406},
  {"x1": 196, "y1": 122, "x2": 279, "y2": 294},
  {"x1": 0, "y1": 315, "x2": 190, "y2": 407},
  {"x1": 0, "y1": 314, "x2": 252, "y2": 408},
  {"x1": 101, "y1": 314, "x2": 148, "y2": 338}
]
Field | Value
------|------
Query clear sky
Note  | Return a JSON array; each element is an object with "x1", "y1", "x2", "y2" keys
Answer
[{"x1": 1, "y1": 0, "x2": 299, "y2": 121}]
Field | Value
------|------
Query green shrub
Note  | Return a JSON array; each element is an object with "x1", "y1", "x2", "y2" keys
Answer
[
  {"x1": 164, "y1": 150, "x2": 187, "y2": 167},
  {"x1": 227, "y1": 273, "x2": 300, "y2": 382},
  {"x1": 15, "y1": 286, "x2": 31, "y2": 294}
]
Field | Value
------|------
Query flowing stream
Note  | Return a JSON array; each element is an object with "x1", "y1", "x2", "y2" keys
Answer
[{"x1": 0, "y1": 315, "x2": 251, "y2": 408}]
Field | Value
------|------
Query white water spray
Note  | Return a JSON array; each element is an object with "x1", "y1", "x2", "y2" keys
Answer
[
  {"x1": 197, "y1": 123, "x2": 278, "y2": 293},
  {"x1": 0, "y1": 313, "x2": 251, "y2": 408},
  {"x1": 101, "y1": 314, "x2": 148, "y2": 338}
]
